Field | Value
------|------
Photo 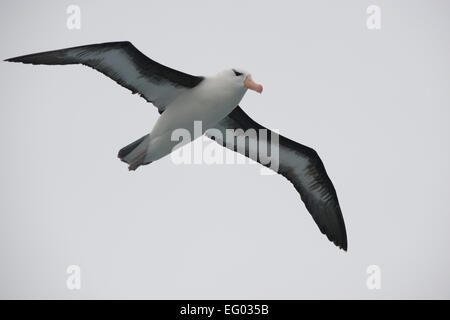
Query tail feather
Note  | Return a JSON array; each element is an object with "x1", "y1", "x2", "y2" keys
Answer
[
  {"x1": 118, "y1": 134, "x2": 152, "y2": 171},
  {"x1": 118, "y1": 134, "x2": 147, "y2": 159}
]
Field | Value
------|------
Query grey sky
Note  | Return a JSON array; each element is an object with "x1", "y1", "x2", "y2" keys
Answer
[{"x1": 0, "y1": 0, "x2": 449, "y2": 299}]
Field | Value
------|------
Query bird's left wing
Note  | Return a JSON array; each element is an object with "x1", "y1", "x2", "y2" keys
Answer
[
  {"x1": 5, "y1": 41, "x2": 204, "y2": 113},
  {"x1": 207, "y1": 106, "x2": 347, "y2": 250}
]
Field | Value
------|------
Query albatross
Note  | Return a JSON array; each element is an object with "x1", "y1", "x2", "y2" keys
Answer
[{"x1": 5, "y1": 41, "x2": 347, "y2": 250}]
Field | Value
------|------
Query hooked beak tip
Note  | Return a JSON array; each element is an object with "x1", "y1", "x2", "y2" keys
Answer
[
  {"x1": 245, "y1": 75, "x2": 263, "y2": 94},
  {"x1": 257, "y1": 85, "x2": 263, "y2": 94}
]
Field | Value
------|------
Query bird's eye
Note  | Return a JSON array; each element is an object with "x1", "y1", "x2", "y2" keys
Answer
[{"x1": 233, "y1": 69, "x2": 243, "y2": 76}]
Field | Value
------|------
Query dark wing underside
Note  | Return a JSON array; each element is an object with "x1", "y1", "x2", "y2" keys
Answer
[
  {"x1": 207, "y1": 106, "x2": 347, "y2": 250},
  {"x1": 5, "y1": 41, "x2": 204, "y2": 113}
]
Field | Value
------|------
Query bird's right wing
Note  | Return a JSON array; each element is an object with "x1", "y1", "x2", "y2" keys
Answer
[
  {"x1": 5, "y1": 41, "x2": 204, "y2": 114},
  {"x1": 207, "y1": 106, "x2": 347, "y2": 250}
]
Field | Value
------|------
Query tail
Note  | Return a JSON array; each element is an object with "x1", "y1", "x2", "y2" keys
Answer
[{"x1": 118, "y1": 134, "x2": 152, "y2": 171}]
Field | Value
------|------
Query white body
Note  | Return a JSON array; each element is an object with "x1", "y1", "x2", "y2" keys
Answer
[{"x1": 143, "y1": 71, "x2": 248, "y2": 162}]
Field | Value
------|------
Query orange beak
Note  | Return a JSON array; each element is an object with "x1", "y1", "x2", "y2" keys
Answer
[{"x1": 244, "y1": 75, "x2": 263, "y2": 94}]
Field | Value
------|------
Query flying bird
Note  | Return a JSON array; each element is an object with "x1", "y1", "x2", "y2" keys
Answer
[{"x1": 5, "y1": 41, "x2": 347, "y2": 250}]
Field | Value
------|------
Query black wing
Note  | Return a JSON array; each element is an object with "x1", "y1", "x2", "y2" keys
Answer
[
  {"x1": 207, "y1": 106, "x2": 347, "y2": 250},
  {"x1": 5, "y1": 41, "x2": 204, "y2": 113}
]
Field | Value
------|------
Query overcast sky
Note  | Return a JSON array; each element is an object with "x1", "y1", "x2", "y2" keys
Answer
[{"x1": 1, "y1": 0, "x2": 449, "y2": 299}]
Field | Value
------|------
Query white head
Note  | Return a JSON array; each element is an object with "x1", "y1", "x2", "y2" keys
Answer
[{"x1": 218, "y1": 68, "x2": 263, "y2": 94}]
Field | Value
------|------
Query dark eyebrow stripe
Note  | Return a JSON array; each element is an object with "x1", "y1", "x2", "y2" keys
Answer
[{"x1": 233, "y1": 69, "x2": 243, "y2": 76}]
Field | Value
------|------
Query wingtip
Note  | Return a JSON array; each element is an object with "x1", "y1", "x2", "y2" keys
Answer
[
  {"x1": 5, "y1": 56, "x2": 24, "y2": 63},
  {"x1": 321, "y1": 226, "x2": 347, "y2": 252},
  {"x1": 338, "y1": 240, "x2": 348, "y2": 252},
  {"x1": 330, "y1": 234, "x2": 347, "y2": 252}
]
